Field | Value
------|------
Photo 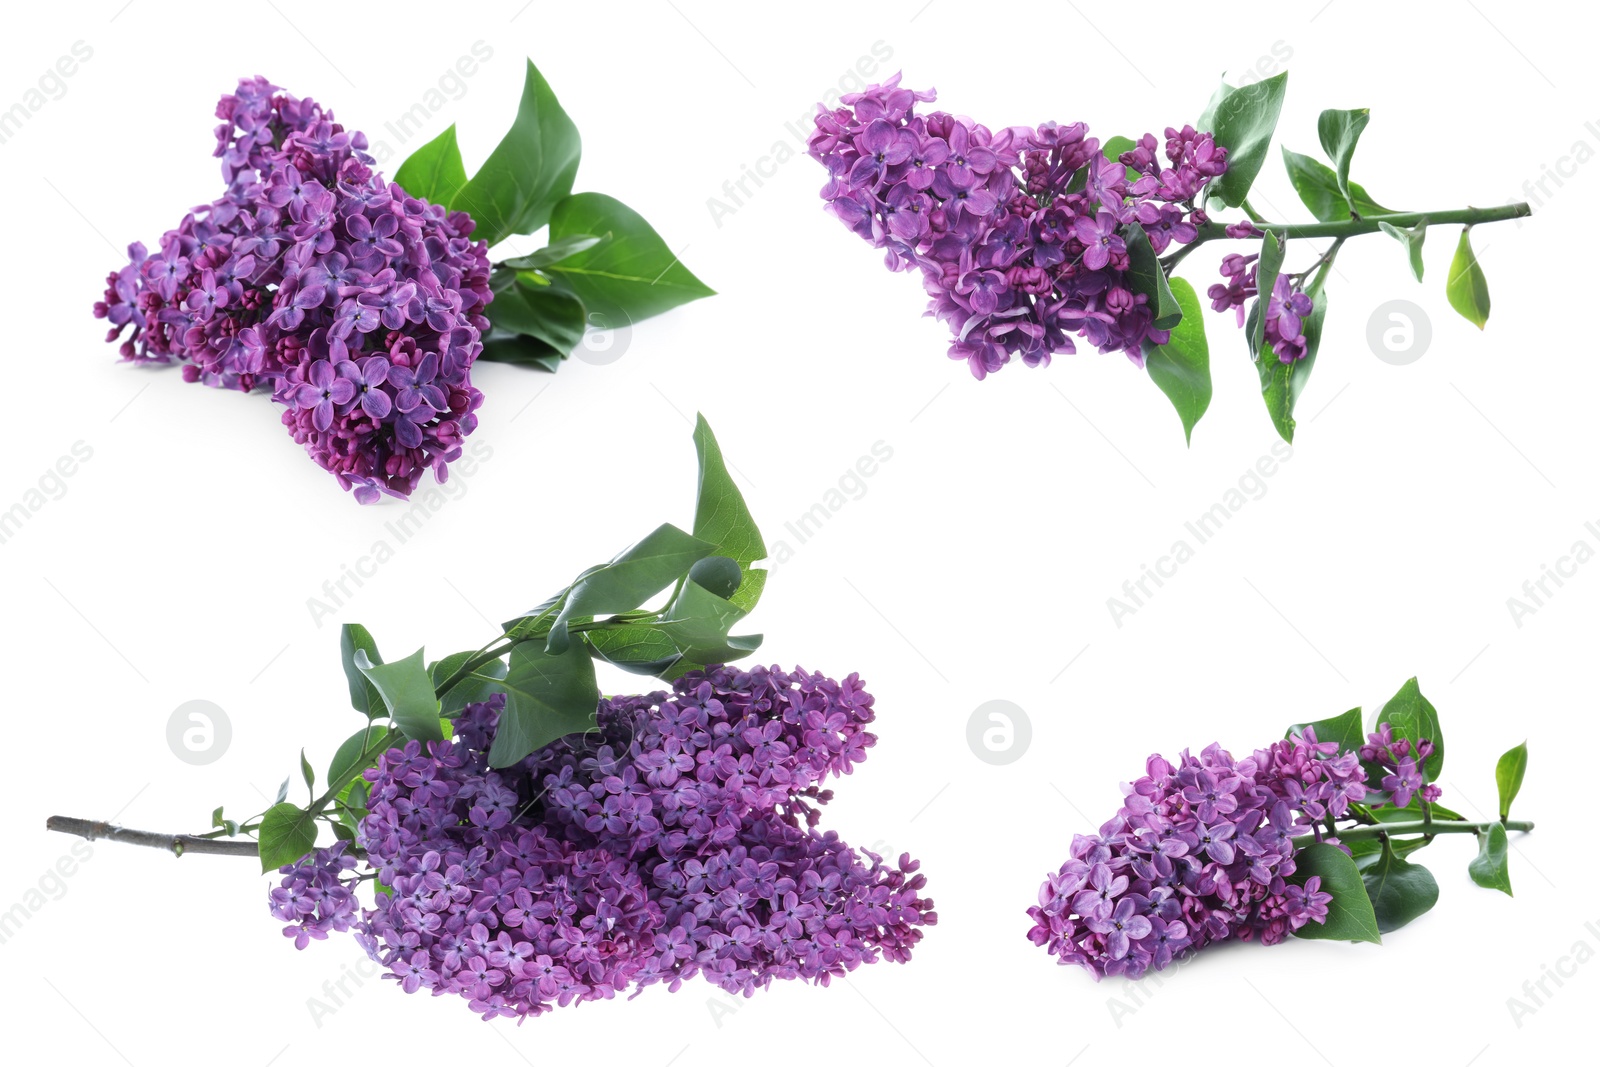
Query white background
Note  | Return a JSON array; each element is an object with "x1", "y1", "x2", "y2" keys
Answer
[{"x1": 2, "y1": 1, "x2": 1595, "y2": 1063}]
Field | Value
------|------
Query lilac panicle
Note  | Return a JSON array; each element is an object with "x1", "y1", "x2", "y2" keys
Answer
[
  {"x1": 808, "y1": 74, "x2": 1226, "y2": 378},
  {"x1": 1027, "y1": 722, "x2": 1442, "y2": 980},
  {"x1": 270, "y1": 665, "x2": 935, "y2": 1020},
  {"x1": 93, "y1": 77, "x2": 491, "y2": 503}
]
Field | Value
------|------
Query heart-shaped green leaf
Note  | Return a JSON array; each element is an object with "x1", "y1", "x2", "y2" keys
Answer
[
  {"x1": 1469, "y1": 823, "x2": 1513, "y2": 896},
  {"x1": 393, "y1": 123, "x2": 468, "y2": 206},
  {"x1": 1198, "y1": 72, "x2": 1288, "y2": 208},
  {"x1": 1362, "y1": 840, "x2": 1440, "y2": 933},
  {"x1": 544, "y1": 193, "x2": 714, "y2": 324},
  {"x1": 1377, "y1": 676, "x2": 1443, "y2": 781},
  {"x1": 354, "y1": 647, "x2": 443, "y2": 742},
  {"x1": 451, "y1": 59, "x2": 581, "y2": 246},
  {"x1": 1290, "y1": 842, "x2": 1382, "y2": 944},
  {"x1": 1142, "y1": 276, "x2": 1211, "y2": 444},
  {"x1": 487, "y1": 642, "x2": 599, "y2": 768},
  {"x1": 258, "y1": 802, "x2": 319, "y2": 874}
]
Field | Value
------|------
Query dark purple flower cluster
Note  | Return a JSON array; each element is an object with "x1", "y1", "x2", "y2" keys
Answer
[
  {"x1": 270, "y1": 666, "x2": 935, "y2": 1020},
  {"x1": 93, "y1": 77, "x2": 491, "y2": 503},
  {"x1": 808, "y1": 74, "x2": 1226, "y2": 379},
  {"x1": 1361, "y1": 723, "x2": 1441, "y2": 809},
  {"x1": 1207, "y1": 250, "x2": 1317, "y2": 364},
  {"x1": 1027, "y1": 728, "x2": 1374, "y2": 979}
]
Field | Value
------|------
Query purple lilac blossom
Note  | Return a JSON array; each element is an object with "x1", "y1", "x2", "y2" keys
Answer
[
  {"x1": 808, "y1": 74, "x2": 1226, "y2": 378},
  {"x1": 93, "y1": 77, "x2": 491, "y2": 503},
  {"x1": 1360, "y1": 723, "x2": 1442, "y2": 808},
  {"x1": 270, "y1": 665, "x2": 936, "y2": 1020},
  {"x1": 1026, "y1": 726, "x2": 1423, "y2": 980}
]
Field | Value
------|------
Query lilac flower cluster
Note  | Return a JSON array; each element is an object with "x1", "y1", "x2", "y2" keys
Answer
[
  {"x1": 270, "y1": 666, "x2": 935, "y2": 1020},
  {"x1": 269, "y1": 841, "x2": 364, "y2": 948},
  {"x1": 1361, "y1": 723, "x2": 1441, "y2": 809},
  {"x1": 808, "y1": 74, "x2": 1226, "y2": 379},
  {"x1": 1207, "y1": 250, "x2": 1317, "y2": 364},
  {"x1": 94, "y1": 77, "x2": 491, "y2": 503},
  {"x1": 1027, "y1": 728, "x2": 1379, "y2": 980}
]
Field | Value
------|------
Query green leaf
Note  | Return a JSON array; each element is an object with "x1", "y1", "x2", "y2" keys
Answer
[
  {"x1": 393, "y1": 123, "x2": 467, "y2": 206},
  {"x1": 585, "y1": 624, "x2": 686, "y2": 675},
  {"x1": 479, "y1": 329, "x2": 564, "y2": 371},
  {"x1": 1377, "y1": 676, "x2": 1443, "y2": 781},
  {"x1": 486, "y1": 271, "x2": 587, "y2": 356},
  {"x1": 1197, "y1": 71, "x2": 1288, "y2": 208},
  {"x1": 1254, "y1": 276, "x2": 1325, "y2": 444},
  {"x1": 1469, "y1": 823, "x2": 1513, "y2": 896},
  {"x1": 258, "y1": 802, "x2": 320, "y2": 874},
  {"x1": 500, "y1": 234, "x2": 607, "y2": 270},
  {"x1": 1379, "y1": 220, "x2": 1427, "y2": 282},
  {"x1": 339, "y1": 624, "x2": 386, "y2": 719},
  {"x1": 543, "y1": 192, "x2": 714, "y2": 323},
  {"x1": 1446, "y1": 227, "x2": 1491, "y2": 329},
  {"x1": 299, "y1": 749, "x2": 315, "y2": 794},
  {"x1": 1122, "y1": 223, "x2": 1183, "y2": 331},
  {"x1": 326, "y1": 724, "x2": 399, "y2": 789},
  {"x1": 1141, "y1": 276, "x2": 1211, "y2": 444},
  {"x1": 1290, "y1": 842, "x2": 1382, "y2": 944},
  {"x1": 431, "y1": 652, "x2": 509, "y2": 714},
  {"x1": 1287, "y1": 706, "x2": 1364, "y2": 756},
  {"x1": 487, "y1": 642, "x2": 599, "y2": 768},
  {"x1": 1316, "y1": 108, "x2": 1370, "y2": 212},
  {"x1": 691, "y1": 415, "x2": 767, "y2": 612},
  {"x1": 1251, "y1": 231, "x2": 1285, "y2": 357},
  {"x1": 546, "y1": 523, "x2": 716, "y2": 654},
  {"x1": 1100, "y1": 135, "x2": 1142, "y2": 181},
  {"x1": 1362, "y1": 840, "x2": 1440, "y2": 933},
  {"x1": 650, "y1": 580, "x2": 762, "y2": 663},
  {"x1": 354, "y1": 647, "x2": 443, "y2": 742},
  {"x1": 687, "y1": 555, "x2": 742, "y2": 599},
  {"x1": 451, "y1": 59, "x2": 581, "y2": 246},
  {"x1": 210, "y1": 805, "x2": 240, "y2": 837},
  {"x1": 1496, "y1": 742, "x2": 1528, "y2": 820},
  {"x1": 1281, "y1": 148, "x2": 1392, "y2": 222}
]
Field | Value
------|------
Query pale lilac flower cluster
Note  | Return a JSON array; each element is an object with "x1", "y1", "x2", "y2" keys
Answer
[
  {"x1": 1026, "y1": 728, "x2": 1375, "y2": 979},
  {"x1": 808, "y1": 74, "x2": 1226, "y2": 379},
  {"x1": 93, "y1": 77, "x2": 491, "y2": 503},
  {"x1": 270, "y1": 666, "x2": 935, "y2": 1020},
  {"x1": 1360, "y1": 723, "x2": 1441, "y2": 809},
  {"x1": 269, "y1": 841, "x2": 363, "y2": 949}
]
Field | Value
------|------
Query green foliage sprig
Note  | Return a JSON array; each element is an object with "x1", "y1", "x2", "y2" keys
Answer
[{"x1": 396, "y1": 59, "x2": 714, "y2": 371}]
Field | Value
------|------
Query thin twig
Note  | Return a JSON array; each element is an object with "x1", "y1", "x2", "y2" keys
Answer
[{"x1": 46, "y1": 816, "x2": 259, "y2": 857}]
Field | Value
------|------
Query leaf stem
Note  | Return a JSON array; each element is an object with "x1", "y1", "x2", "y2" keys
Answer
[
  {"x1": 1193, "y1": 203, "x2": 1530, "y2": 246},
  {"x1": 1334, "y1": 817, "x2": 1533, "y2": 844}
]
